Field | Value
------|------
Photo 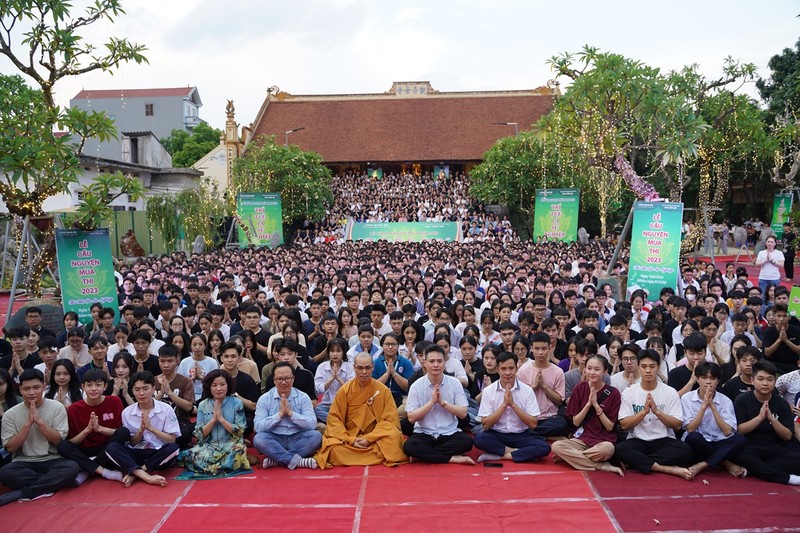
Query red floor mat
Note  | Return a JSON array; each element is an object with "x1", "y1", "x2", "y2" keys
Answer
[
  {"x1": 3, "y1": 504, "x2": 169, "y2": 533},
  {"x1": 161, "y1": 505, "x2": 357, "y2": 533},
  {"x1": 359, "y1": 501, "x2": 616, "y2": 533},
  {"x1": 180, "y1": 472, "x2": 363, "y2": 506},
  {"x1": 587, "y1": 468, "x2": 800, "y2": 531}
]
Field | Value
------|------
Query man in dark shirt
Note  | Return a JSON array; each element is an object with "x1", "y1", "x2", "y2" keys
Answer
[
  {"x1": 0, "y1": 327, "x2": 42, "y2": 386},
  {"x1": 762, "y1": 303, "x2": 800, "y2": 374},
  {"x1": 219, "y1": 342, "x2": 259, "y2": 434},
  {"x1": 722, "y1": 346, "x2": 759, "y2": 401},
  {"x1": 154, "y1": 346, "x2": 195, "y2": 448},
  {"x1": 668, "y1": 333, "x2": 706, "y2": 397},
  {"x1": 733, "y1": 360, "x2": 800, "y2": 485},
  {"x1": 24, "y1": 307, "x2": 56, "y2": 340}
]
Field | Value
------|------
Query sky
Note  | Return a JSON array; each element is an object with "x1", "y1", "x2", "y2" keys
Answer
[{"x1": 4, "y1": 0, "x2": 800, "y2": 129}]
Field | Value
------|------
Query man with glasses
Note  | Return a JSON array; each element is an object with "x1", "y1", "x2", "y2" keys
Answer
[
  {"x1": 253, "y1": 361, "x2": 321, "y2": 470},
  {"x1": 315, "y1": 353, "x2": 407, "y2": 469}
]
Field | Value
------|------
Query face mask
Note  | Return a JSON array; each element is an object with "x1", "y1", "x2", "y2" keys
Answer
[{"x1": 686, "y1": 294, "x2": 696, "y2": 301}]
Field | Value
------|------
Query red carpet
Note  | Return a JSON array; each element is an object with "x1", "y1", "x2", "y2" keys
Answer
[
  {"x1": 587, "y1": 468, "x2": 800, "y2": 532},
  {"x1": 4, "y1": 454, "x2": 800, "y2": 532}
]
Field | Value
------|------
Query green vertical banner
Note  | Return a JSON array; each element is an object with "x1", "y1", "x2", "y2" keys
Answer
[
  {"x1": 771, "y1": 192, "x2": 793, "y2": 239},
  {"x1": 533, "y1": 188, "x2": 580, "y2": 242},
  {"x1": 236, "y1": 193, "x2": 284, "y2": 248},
  {"x1": 55, "y1": 228, "x2": 119, "y2": 325},
  {"x1": 788, "y1": 286, "x2": 800, "y2": 317},
  {"x1": 628, "y1": 201, "x2": 684, "y2": 299}
]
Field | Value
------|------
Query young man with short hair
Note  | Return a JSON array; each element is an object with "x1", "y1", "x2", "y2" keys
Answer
[
  {"x1": 104, "y1": 371, "x2": 181, "y2": 486},
  {"x1": 0, "y1": 326, "x2": 42, "y2": 383},
  {"x1": 218, "y1": 341, "x2": 259, "y2": 434},
  {"x1": 57, "y1": 369, "x2": 126, "y2": 484},
  {"x1": 734, "y1": 360, "x2": 800, "y2": 485},
  {"x1": 762, "y1": 303, "x2": 800, "y2": 374},
  {"x1": 681, "y1": 362, "x2": 747, "y2": 478},
  {"x1": 153, "y1": 345, "x2": 195, "y2": 448},
  {"x1": 517, "y1": 332, "x2": 568, "y2": 437},
  {"x1": 474, "y1": 351, "x2": 550, "y2": 463},
  {"x1": 614, "y1": 349, "x2": 694, "y2": 479},
  {"x1": 403, "y1": 345, "x2": 474, "y2": 464},
  {"x1": 668, "y1": 332, "x2": 707, "y2": 397},
  {"x1": 0, "y1": 369, "x2": 80, "y2": 505},
  {"x1": 722, "y1": 346, "x2": 760, "y2": 401}
]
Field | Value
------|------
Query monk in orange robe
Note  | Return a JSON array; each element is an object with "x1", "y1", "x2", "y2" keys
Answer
[{"x1": 315, "y1": 353, "x2": 407, "y2": 469}]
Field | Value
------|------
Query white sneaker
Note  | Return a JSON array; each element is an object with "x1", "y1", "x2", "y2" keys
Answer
[
  {"x1": 19, "y1": 492, "x2": 54, "y2": 502},
  {"x1": 477, "y1": 454, "x2": 503, "y2": 463}
]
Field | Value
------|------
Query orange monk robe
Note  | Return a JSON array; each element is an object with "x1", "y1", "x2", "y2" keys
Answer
[{"x1": 315, "y1": 378, "x2": 407, "y2": 469}]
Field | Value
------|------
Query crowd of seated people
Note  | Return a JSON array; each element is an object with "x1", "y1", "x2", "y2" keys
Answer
[
  {"x1": 2, "y1": 236, "x2": 800, "y2": 506},
  {"x1": 293, "y1": 169, "x2": 516, "y2": 244}
]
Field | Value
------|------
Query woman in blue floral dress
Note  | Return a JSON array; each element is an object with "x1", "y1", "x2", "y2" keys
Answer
[{"x1": 184, "y1": 369, "x2": 250, "y2": 475}]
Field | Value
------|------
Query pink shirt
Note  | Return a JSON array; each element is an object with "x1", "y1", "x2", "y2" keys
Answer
[{"x1": 517, "y1": 361, "x2": 565, "y2": 419}]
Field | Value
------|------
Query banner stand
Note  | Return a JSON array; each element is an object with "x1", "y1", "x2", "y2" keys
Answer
[{"x1": 5, "y1": 215, "x2": 61, "y2": 321}]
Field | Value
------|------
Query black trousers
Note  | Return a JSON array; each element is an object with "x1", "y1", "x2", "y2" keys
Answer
[
  {"x1": 684, "y1": 432, "x2": 746, "y2": 468},
  {"x1": 403, "y1": 431, "x2": 473, "y2": 463},
  {"x1": 734, "y1": 441, "x2": 800, "y2": 484},
  {"x1": 0, "y1": 458, "x2": 80, "y2": 499},
  {"x1": 104, "y1": 442, "x2": 180, "y2": 475},
  {"x1": 614, "y1": 437, "x2": 693, "y2": 473},
  {"x1": 785, "y1": 251, "x2": 795, "y2": 280},
  {"x1": 56, "y1": 427, "x2": 131, "y2": 473}
]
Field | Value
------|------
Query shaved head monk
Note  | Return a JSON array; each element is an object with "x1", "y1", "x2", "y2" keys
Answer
[{"x1": 315, "y1": 353, "x2": 407, "y2": 469}]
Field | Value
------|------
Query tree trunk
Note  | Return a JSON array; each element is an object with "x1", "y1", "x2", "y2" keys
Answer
[{"x1": 24, "y1": 230, "x2": 56, "y2": 298}]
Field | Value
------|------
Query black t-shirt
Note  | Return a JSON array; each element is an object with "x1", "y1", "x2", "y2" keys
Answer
[
  {"x1": 762, "y1": 325, "x2": 800, "y2": 374},
  {"x1": 263, "y1": 367, "x2": 316, "y2": 403},
  {"x1": 232, "y1": 372, "x2": 260, "y2": 425},
  {"x1": 664, "y1": 319, "x2": 680, "y2": 348},
  {"x1": 734, "y1": 391, "x2": 793, "y2": 445},
  {"x1": 0, "y1": 338, "x2": 12, "y2": 359},
  {"x1": 722, "y1": 376, "x2": 754, "y2": 402},
  {"x1": 0, "y1": 352, "x2": 43, "y2": 376},
  {"x1": 668, "y1": 365, "x2": 697, "y2": 393},
  {"x1": 132, "y1": 354, "x2": 161, "y2": 376}
]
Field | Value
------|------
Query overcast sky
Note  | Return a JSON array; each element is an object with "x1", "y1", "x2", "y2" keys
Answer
[{"x1": 7, "y1": 0, "x2": 800, "y2": 129}]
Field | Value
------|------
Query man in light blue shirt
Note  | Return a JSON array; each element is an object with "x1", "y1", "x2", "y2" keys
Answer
[
  {"x1": 403, "y1": 345, "x2": 474, "y2": 464},
  {"x1": 681, "y1": 362, "x2": 747, "y2": 478},
  {"x1": 253, "y1": 362, "x2": 321, "y2": 470}
]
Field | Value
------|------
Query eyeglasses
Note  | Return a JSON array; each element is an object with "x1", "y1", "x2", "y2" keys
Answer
[{"x1": 274, "y1": 377, "x2": 294, "y2": 383}]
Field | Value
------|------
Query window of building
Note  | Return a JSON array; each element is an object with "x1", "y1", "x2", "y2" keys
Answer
[{"x1": 145, "y1": 103, "x2": 154, "y2": 116}]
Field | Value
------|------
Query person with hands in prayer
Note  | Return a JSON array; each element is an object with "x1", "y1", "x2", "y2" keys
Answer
[{"x1": 473, "y1": 351, "x2": 550, "y2": 463}]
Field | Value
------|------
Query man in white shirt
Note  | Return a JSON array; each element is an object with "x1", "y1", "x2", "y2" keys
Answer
[
  {"x1": 104, "y1": 371, "x2": 181, "y2": 487},
  {"x1": 473, "y1": 351, "x2": 550, "y2": 463},
  {"x1": 403, "y1": 345, "x2": 474, "y2": 464},
  {"x1": 614, "y1": 349, "x2": 694, "y2": 479}
]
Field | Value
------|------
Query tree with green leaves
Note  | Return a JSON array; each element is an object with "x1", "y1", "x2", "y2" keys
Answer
[
  {"x1": 758, "y1": 38, "x2": 800, "y2": 190},
  {"x1": 146, "y1": 177, "x2": 225, "y2": 252},
  {"x1": 161, "y1": 122, "x2": 222, "y2": 168},
  {"x1": 231, "y1": 135, "x2": 333, "y2": 230},
  {"x1": 469, "y1": 132, "x2": 579, "y2": 238},
  {"x1": 0, "y1": 0, "x2": 147, "y2": 296},
  {"x1": 538, "y1": 46, "x2": 759, "y2": 246}
]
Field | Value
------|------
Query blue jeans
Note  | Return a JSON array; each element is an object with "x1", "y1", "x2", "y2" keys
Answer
[
  {"x1": 759, "y1": 279, "x2": 778, "y2": 300},
  {"x1": 474, "y1": 429, "x2": 550, "y2": 462},
  {"x1": 314, "y1": 404, "x2": 331, "y2": 424},
  {"x1": 253, "y1": 430, "x2": 322, "y2": 466}
]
